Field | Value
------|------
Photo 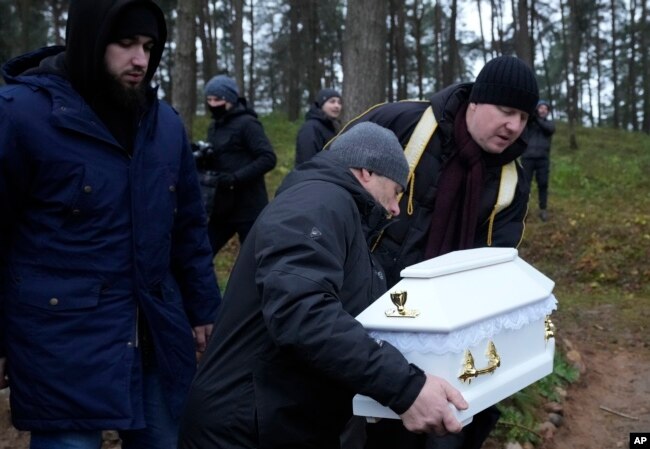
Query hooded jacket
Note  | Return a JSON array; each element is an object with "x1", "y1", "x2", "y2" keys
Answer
[
  {"x1": 204, "y1": 99, "x2": 276, "y2": 222},
  {"x1": 0, "y1": 0, "x2": 219, "y2": 431},
  {"x1": 295, "y1": 104, "x2": 339, "y2": 165},
  {"x1": 342, "y1": 84, "x2": 530, "y2": 286},
  {"x1": 178, "y1": 150, "x2": 426, "y2": 449},
  {"x1": 522, "y1": 114, "x2": 555, "y2": 159}
]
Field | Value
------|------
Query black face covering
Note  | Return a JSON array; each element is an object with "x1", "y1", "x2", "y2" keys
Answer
[{"x1": 209, "y1": 104, "x2": 228, "y2": 120}]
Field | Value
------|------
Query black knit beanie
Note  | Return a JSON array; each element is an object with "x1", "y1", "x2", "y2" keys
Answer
[
  {"x1": 315, "y1": 88, "x2": 341, "y2": 108},
  {"x1": 108, "y1": 2, "x2": 160, "y2": 43},
  {"x1": 469, "y1": 56, "x2": 539, "y2": 115}
]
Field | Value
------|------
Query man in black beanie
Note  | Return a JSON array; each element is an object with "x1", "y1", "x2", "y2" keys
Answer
[
  {"x1": 334, "y1": 55, "x2": 539, "y2": 449},
  {"x1": 0, "y1": 1, "x2": 221, "y2": 448}
]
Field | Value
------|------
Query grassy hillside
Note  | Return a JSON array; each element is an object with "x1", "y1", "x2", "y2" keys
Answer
[{"x1": 518, "y1": 123, "x2": 650, "y2": 337}]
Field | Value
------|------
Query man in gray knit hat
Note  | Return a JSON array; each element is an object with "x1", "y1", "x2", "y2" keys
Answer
[{"x1": 178, "y1": 122, "x2": 468, "y2": 449}]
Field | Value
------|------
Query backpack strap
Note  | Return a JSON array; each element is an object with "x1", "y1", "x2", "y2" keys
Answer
[
  {"x1": 400, "y1": 106, "x2": 438, "y2": 215},
  {"x1": 371, "y1": 106, "x2": 438, "y2": 251},
  {"x1": 486, "y1": 160, "x2": 518, "y2": 246}
]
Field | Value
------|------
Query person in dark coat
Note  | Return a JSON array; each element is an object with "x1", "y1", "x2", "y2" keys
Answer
[
  {"x1": 0, "y1": 1, "x2": 220, "y2": 448},
  {"x1": 178, "y1": 122, "x2": 469, "y2": 449},
  {"x1": 202, "y1": 74, "x2": 277, "y2": 256},
  {"x1": 521, "y1": 100, "x2": 555, "y2": 222},
  {"x1": 334, "y1": 56, "x2": 539, "y2": 449},
  {"x1": 295, "y1": 87, "x2": 343, "y2": 165}
]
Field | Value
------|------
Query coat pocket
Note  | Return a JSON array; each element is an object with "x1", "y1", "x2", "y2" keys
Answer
[
  {"x1": 16, "y1": 277, "x2": 100, "y2": 311},
  {"x1": 5, "y1": 275, "x2": 134, "y2": 423}
]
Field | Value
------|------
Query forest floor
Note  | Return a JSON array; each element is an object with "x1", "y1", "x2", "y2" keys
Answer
[{"x1": 482, "y1": 302, "x2": 650, "y2": 449}]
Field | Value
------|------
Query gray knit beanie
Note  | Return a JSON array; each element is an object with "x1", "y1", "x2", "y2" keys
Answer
[
  {"x1": 328, "y1": 122, "x2": 409, "y2": 190},
  {"x1": 469, "y1": 56, "x2": 539, "y2": 115},
  {"x1": 204, "y1": 75, "x2": 239, "y2": 104}
]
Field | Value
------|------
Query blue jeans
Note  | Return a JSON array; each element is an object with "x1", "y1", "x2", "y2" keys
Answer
[{"x1": 30, "y1": 368, "x2": 178, "y2": 449}]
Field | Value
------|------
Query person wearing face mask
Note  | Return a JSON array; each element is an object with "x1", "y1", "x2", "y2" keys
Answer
[
  {"x1": 295, "y1": 88, "x2": 343, "y2": 166},
  {"x1": 201, "y1": 75, "x2": 277, "y2": 257}
]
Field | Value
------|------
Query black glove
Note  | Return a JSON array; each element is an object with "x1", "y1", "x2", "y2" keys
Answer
[{"x1": 217, "y1": 172, "x2": 237, "y2": 189}]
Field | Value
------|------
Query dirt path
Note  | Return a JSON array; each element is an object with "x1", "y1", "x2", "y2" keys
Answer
[
  {"x1": 538, "y1": 326, "x2": 650, "y2": 449},
  {"x1": 2, "y1": 316, "x2": 649, "y2": 448}
]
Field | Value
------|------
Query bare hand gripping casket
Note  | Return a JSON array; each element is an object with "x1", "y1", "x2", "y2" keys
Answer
[{"x1": 353, "y1": 247, "x2": 557, "y2": 425}]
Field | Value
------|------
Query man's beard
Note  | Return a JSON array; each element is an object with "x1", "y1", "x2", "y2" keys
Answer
[{"x1": 102, "y1": 71, "x2": 148, "y2": 111}]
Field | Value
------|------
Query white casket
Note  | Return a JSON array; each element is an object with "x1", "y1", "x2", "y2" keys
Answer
[{"x1": 353, "y1": 247, "x2": 557, "y2": 425}]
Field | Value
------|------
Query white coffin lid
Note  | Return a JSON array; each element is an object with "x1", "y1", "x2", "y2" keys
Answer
[{"x1": 356, "y1": 247, "x2": 555, "y2": 334}]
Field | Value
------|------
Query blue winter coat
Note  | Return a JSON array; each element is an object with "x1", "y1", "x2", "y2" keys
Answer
[{"x1": 0, "y1": 46, "x2": 220, "y2": 431}]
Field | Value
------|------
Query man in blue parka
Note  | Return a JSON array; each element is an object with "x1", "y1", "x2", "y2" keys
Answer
[{"x1": 0, "y1": 1, "x2": 220, "y2": 448}]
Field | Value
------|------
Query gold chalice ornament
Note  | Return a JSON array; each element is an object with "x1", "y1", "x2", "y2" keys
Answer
[{"x1": 385, "y1": 290, "x2": 420, "y2": 318}]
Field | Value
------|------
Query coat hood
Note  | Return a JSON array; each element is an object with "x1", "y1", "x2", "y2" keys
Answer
[
  {"x1": 2, "y1": 46, "x2": 66, "y2": 84},
  {"x1": 304, "y1": 104, "x2": 336, "y2": 128},
  {"x1": 64, "y1": 0, "x2": 167, "y2": 101}
]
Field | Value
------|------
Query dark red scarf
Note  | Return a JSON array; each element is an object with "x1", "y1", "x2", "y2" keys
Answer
[{"x1": 424, "y1": 103, "x2": 485, "y2": 258}]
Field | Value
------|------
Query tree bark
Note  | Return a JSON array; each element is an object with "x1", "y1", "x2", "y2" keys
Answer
[
  {"x1": 198, "y1": 0, "x2": 218, "y2": 86},
  {"x1": 594, "y1": 1, "x2": 604, "y2": 126},
  {"x1": 477, "y1": 0, "x2": 488, "y2": 64},
  {"x1": 625, "y1": 0, "x2": 638, "y2": 130},
  {"x1": 560, "y1": 0, "x2": 578, "y2": 149},
  {"x1": 49, "y1": 0, "x2": 67, "y2": 45},
  {"x1": 304, "y1": 0, "x2": 322, "y2": 102},
  {"x1": 514, "y1": 0, "x2": 533, "y2": 65},
  {"x1": 432, "y1": 2, "x2": 444, "y2": 91},
  {"x1": 412, "y1": 0, "x2": 425, "y2": 98},
  {"x1": 232, "y1": 0, "x2": 245, "y2": 95},
  {"x1": 172, "y1": 0, "x2": 198, "y2": 139},
  {"x1": 393, "y1": 0, "x2": 407, "y2": 100},
  {"x1": 443, "y1": 0, "x2": 459, "y2": 85},
  {"x1": 641, "y1": 0, "x2": 650, "y2": 133},
  {"x1": 342, "y1": 0, "x2": 387, "y2": 121},
  {"x1": 610, "y1": 0, "x2": 620, "y2": 128},
  {"x1": 248, "y1": 0, "x2": 256, "y2": 108},
  {"x1": 287, "y1": 0, "x2": 302, "y2": 121}
]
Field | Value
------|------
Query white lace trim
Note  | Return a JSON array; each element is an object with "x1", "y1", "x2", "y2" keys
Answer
[{"x1": 369, "y1": 294, "x2": 557, "y2": 355}]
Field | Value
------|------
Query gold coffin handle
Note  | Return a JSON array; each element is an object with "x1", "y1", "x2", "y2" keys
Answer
[
  {"x1": 458, "y1": 341, "x2": 501, "y2": 384},
  {"x1": 545, "y1": 316, "x2": 556, "y2": 341}
]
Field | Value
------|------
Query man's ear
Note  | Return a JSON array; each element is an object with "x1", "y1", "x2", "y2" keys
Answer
[
  {"x1": 350, "y1": 167, "x2": 372, "y2": 185},
  {"x1": 359, "y1": 168, "x2": 373, "y2": 182}
]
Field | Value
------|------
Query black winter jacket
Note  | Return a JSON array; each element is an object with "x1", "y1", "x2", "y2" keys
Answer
[
  {"x1": 178, "y1": 150, "x2": 426, "y2": 449},
  {"x1": 295, "y1": 104, "x2": 338, "y2": 165},
  {"x1": 205, "y1": 100, "x2": 276, "y2": 222},
  {"x1": 522, "y1": 116, "x2": 555, "y2": 159},
  {"x1": 343, "y1": 84, "x2": 531, "y2": 287}
]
